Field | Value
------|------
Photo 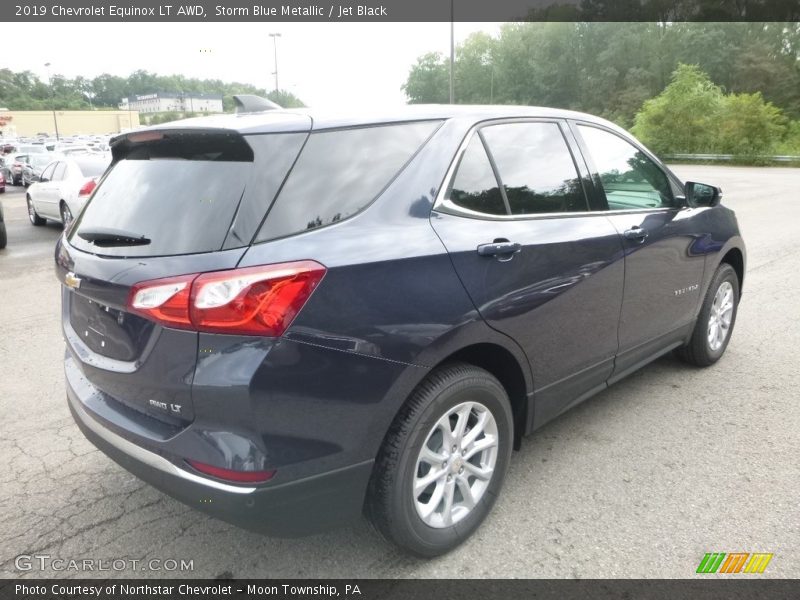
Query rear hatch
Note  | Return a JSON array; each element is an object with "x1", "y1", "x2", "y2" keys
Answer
[{"x1": 58, "y1": 122, "x2": 310, "y2": 426}]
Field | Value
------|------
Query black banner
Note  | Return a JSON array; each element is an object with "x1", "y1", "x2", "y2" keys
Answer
[
  {"x1": 2, "y1": 580, "x2": 800, "y2": 600},
  {"x1": 1, "y1": 0, "x2": 798, "y2": 22}
]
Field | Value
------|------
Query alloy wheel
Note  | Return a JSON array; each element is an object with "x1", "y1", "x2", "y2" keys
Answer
[
  {"x1": 413, "y1": 401, "x2": 498, "y2": 528},
  {"x1": 707, "y1": 281, "x2": 734, "y2": 351}
]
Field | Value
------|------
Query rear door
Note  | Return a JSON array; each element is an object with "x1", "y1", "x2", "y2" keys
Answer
[
  {"x1": 430, "y1": 120, "x2": 625, "y2": 427},
  {"x1": 571, "y1": 122, "x2": 706, "y2": 377},
  {"x1": 30, "y1": 162, "x2": 58, "y2": 217},
  {"x1": 41, "y1": 161, "x2": 67, "y2": 218},
  {"x1": 57, "y1": 126, "x2": 309, "y2": 426}
]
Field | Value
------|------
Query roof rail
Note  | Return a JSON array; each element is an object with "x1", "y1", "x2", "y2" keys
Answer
[{"x1": 232, "y1": 94, "x2": 282, "y2": 114}]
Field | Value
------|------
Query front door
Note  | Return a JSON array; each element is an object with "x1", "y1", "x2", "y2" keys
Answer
[
  {"x1": 573, "y1": 123, "x2": 706, "y2": 377},
  {"x1": 430, "y1": 120, "x2": 625, "y2": 428}
]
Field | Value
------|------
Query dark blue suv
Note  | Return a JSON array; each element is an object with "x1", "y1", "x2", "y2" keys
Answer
[{"x1": 57, "y1": 101, "x2": 745, "y2": 556}]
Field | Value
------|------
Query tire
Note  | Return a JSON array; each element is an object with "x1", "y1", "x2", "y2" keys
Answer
[
  {"x1": 676, "y1": 263, "x2": 739, "y2": 367},
  {"x1": 366, "y1": 363, "x2": 513, "y2": 557},
  {"x1": 60, "y1": 202, "x2": 73, "y2": 227},
  {"x1": 27, "y1": 195, "x2": 45, "y2": 226},
  {"x1": 0, "y1": 221, "x2": 6, "y2": 249}
]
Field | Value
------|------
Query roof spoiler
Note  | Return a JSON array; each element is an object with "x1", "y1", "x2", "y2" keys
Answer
[{"x1": 233, "y1": 94, "x2": 282, "y2": 114}]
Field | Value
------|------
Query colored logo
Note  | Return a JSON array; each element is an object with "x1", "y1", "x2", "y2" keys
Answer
[{"x1": 696, "y1": 552, "x2": 773, "y2": 574}]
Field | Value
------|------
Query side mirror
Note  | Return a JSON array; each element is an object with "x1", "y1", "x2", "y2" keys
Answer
[
  {"x1": 686, "y1": 181, "x2": 722, "y2": 207},
  {"x1": 39, "y1": 177, "x2": 49, "y2": 183}
]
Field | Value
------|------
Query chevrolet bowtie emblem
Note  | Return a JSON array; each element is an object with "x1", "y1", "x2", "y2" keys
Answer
[{"x1": 65, "y1": 272, "x2": 82, "y2": 289}]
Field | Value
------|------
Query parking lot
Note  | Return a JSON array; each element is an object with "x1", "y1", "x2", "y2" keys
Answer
[{"x1": 0, "y1": 164, "x2": 798, "y2": 578}]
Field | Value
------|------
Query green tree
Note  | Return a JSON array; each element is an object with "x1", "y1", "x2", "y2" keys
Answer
[
  {"x1": 402, "y1": 53, "x2": 449, "y2": 104},
  {"x1": 632, "y1": 64, "x2": 724, "y2": 154},
  {"x1": 715, "y1": 92, "x2": 787, "y2": 156}
]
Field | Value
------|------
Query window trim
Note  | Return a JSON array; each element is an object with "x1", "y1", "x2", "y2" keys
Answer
[
  {"x1": 569, "y1": 120, "x2": 683, "y2": 213},
  {"x1": 434, "y1": 117, "x2": 593, "y2": 221}
]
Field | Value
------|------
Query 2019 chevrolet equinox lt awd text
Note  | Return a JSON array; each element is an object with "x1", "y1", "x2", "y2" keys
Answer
[{"x1": 57, "y1": 98, "x2": 745, "y2": 556}]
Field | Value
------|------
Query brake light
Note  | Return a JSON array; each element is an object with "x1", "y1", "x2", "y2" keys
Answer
[
  {"x1": 79, "y1": 179, "x2": 97, "y2": 196},
  {"x1": 126, "y1": 261, "x2": 325, "y2": 336},
  {"x1": 129, "y1": 274, "x2": 195, "y2": 327},
  {"x1": 186, "y1": 459, "x2": 275, "y2": 484}
]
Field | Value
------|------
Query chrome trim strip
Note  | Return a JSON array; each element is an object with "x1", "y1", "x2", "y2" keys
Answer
[{"x1": 68, "y1": 393, "x2": 256, "y2": 495}]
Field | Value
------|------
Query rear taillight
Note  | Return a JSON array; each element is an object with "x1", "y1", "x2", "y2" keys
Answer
[
  {"x1": 79, "y1": 179, "x2": 97, "y2": 196},
  {"x1": 127, "y1": 261, "x2": 325, "y2": 336},
  {"x1": 186, "y1": 459, "x2": 275, "y2": 484}
]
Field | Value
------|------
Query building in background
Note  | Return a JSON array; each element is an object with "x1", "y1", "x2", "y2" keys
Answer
[
  {"x1": 119, "y1": 93, "x2": 224, "y2": 114},
  {"x1": 0, "y1": 109, "x2": 140, "y2": 137}
]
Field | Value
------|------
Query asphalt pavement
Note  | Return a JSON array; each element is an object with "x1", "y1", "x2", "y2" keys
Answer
[{"x1": 0, "y1": 165, "x2": 798, "y2": 578}]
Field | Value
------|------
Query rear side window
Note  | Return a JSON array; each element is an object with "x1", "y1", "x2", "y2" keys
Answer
[
  {"x1": 68, "y1": 131, "x2": 305, "y2": 257},
  {"x1": 52, "y1": 163, "x2": 67, "y2": 181},
  {"x1": 256, "y1": 121, "x2": 440, "y2": 242},
  {"x1": 481, "y1": 123, "x2": 588, "y2": 215},
  {"x1": 446, "y1": 135, "x2": 506, "y2": 215}
]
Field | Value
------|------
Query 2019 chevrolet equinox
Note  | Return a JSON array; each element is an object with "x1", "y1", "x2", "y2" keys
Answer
[{"x1": 57, "y1": 99, "x2": 745, "y2": 556}]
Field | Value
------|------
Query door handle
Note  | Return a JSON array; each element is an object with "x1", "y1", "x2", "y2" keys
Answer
[
  {"x1": 477, "y1": 240, "x2": 521, "y2": 257},
  {"x1": 623, "y1": 227, "x2": 648, "y2": 242}
]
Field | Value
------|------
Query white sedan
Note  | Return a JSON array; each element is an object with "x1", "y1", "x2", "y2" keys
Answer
[{"x1": 26, "y1": 156, "x2": 110, "y2": 227}]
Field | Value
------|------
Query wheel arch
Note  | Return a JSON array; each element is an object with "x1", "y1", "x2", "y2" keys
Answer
[
  {"x1": 719, "y1": 246, "x2": 745, "y2": 295},
  {"x1": 427, "y1": 344, "x2": 530, "y2": 450}
]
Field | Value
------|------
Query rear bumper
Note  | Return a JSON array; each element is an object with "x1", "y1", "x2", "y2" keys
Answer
[{"x1": 67, "y1": 382, "x2": 374, "y2": 537}]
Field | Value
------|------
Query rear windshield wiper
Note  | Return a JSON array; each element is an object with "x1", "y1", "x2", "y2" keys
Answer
[{"x1": 77, "y1": 228, "x2": 151, "y2": 246}]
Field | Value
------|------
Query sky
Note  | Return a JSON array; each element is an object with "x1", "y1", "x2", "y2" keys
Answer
[{"x1": 3, "y1": 22, "x2": 502, "y2": 110}]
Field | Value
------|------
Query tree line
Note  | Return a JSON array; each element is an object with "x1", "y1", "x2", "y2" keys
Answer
[
  {"x1": 403, "y1": 23, "x2": 800, "y2": 156},
  {"x1": 0, "y1": 68, "x2": 304, "y2": 114}
]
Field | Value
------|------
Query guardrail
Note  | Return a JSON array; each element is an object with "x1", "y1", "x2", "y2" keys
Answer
[{"x1": 664, "y1": 153, "x2": 800, "y2": 163}]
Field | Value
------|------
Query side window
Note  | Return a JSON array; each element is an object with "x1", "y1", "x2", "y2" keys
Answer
[
  {"x1": 577, "y1": 125, "x2": 673, "y2": 210},
  {"x1": 481, "y1": 122, "x2": 588, "y2": 215},
  {"x1": 256, "y1": 121, "x2": 440, "y2": 242},
  {"x1": 52, "y1": 162, "x2": 67, "y2": 182},
  {"x1": 40, "y1": 163, "x2": 56, "y2": 181},
  {"x1": 446, "y1": 135, "x2": 506, "y2": 215}
]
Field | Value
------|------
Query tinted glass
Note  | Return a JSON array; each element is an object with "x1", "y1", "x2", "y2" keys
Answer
[
  {"x1": 69, "y1": 133, "x2": 302, "y2": 257},
  {"x1": 257, "y1": 121, "x2": 440, "y2": 242},
  {"x1": 222, "y1": 133, "x2": 307, "y2": 249},
  {"x1": 481, "y1": 123, "x2": 587, "y2": 215},
  {"x1": 578, "y1": 125, "x2": 673, "y2": 210},
  {"x1": 446, "y1": 135, "x2": 506, "y2": 215}
]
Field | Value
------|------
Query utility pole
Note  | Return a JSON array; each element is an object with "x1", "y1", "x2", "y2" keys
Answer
[
  {"x1": 44, "y1": 62, "x2": 60, "y2": 141},
  {"x1": 449, "y1": 1, "x2": 454, "y2": 104},
  {"x1": 269, "y1": 33, "x2": 281, "y2": 94}
]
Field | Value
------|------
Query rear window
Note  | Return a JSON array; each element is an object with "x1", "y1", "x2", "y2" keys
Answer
[
  {"x1": 73, "y1": 158, "x2": 110, "y2": 177},
  {"x1": 68, "y1": 131, "x2": 306, "y2": 257},
  {"x1": 256, "y1": 121, "x2": 441, "y2": 242}
]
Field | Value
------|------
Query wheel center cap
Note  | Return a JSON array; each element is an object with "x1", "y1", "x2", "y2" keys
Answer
[{"x1": 451, "y1": 457, "x2": 463, "y2": 473}]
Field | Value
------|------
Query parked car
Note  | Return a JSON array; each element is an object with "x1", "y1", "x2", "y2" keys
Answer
[
  {"x1": 22, "y1": 153, "x2": 63, "y2": 187},
  {"x1": 0, "y1": 170, "x2": 5, "y2": 194},
  {"x1": 1, "y1": 153, "x2": 31, "y2": 185},
  {"x1": 57, "y1": 101, "x2": 746, "y2": 557},
  {"x1": 27, "y1": 156, "x2": 110, "y2": 226},
  {"x1": 0, "y1": 199, "x2": 6, "y2": 249}
]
